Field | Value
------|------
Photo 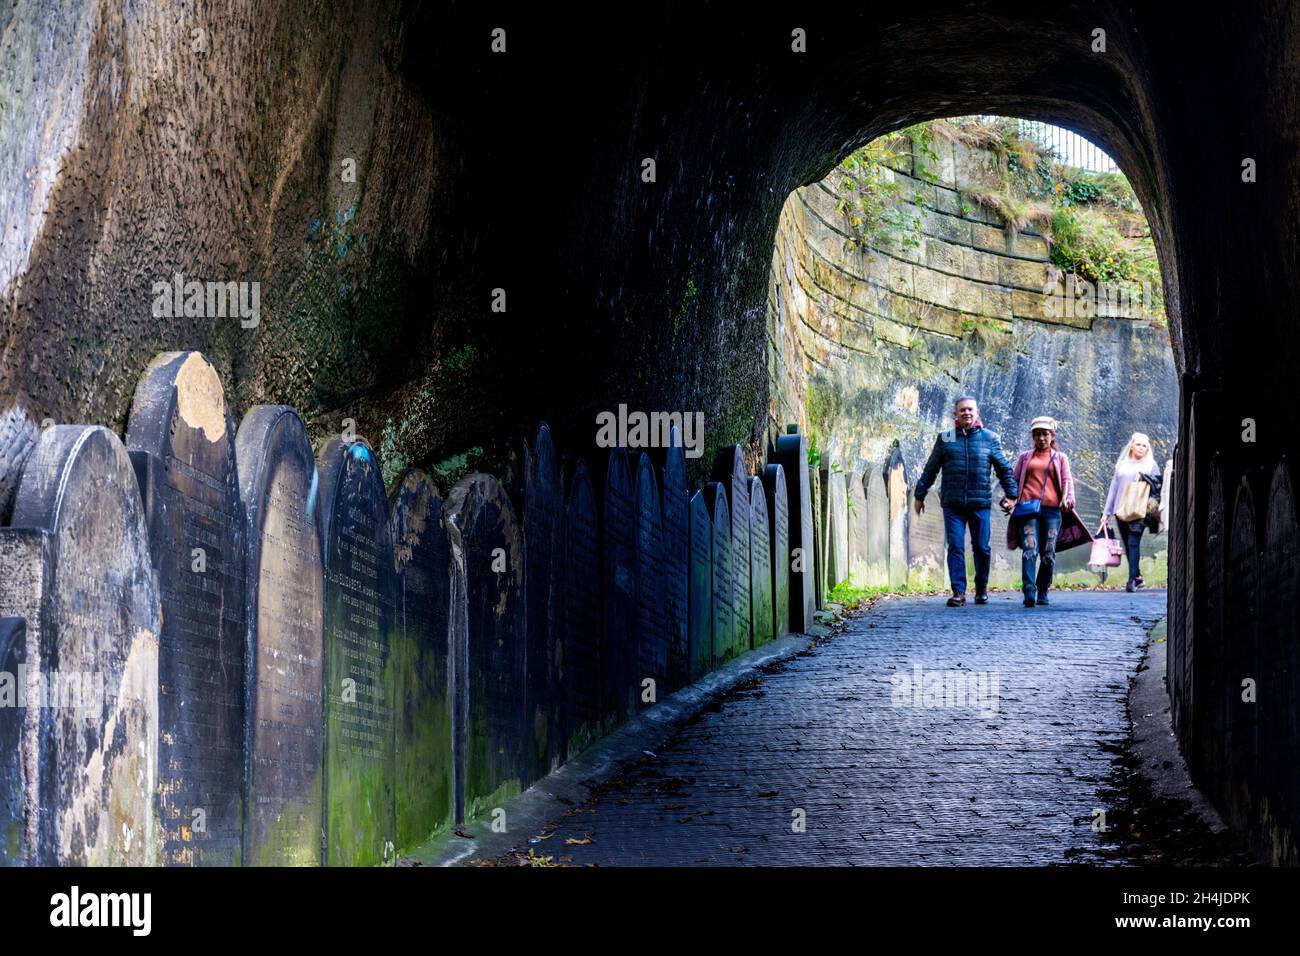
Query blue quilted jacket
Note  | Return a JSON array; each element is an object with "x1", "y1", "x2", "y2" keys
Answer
[{"x1": 913, "y1": 425, "x2": 1019, "y2": 509}]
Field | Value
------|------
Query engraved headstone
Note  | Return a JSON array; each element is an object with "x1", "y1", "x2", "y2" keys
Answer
[
  {"x1": 827, "y1": 469, "x2": 849, "y2": 588},
  {"x1": 6, "y1": 425, "x2": 161, "y2": 865},
  {"x1": 522, "y1": 424, "x2": 561, "y2": 781},
  {"x1": 687, "y1": 490, "x2": 713, "y2": 679},
  {"x1": 654, "y1": 426, "x2": 689, "y2": 692},
  {"x1": 562, "y1": 462, "x2": 601, "y2": 757},
  {"x1": 885, "y1": 445, "x2": 909, "y2": 587},
  {"x1": 602, "y1": 449, "x2": 637, "y2": 727},
  {"x1": 0, "y1": 617, "x2": 24, "y2": 865},
  {"x1": 390, "y1": 469, "x2": 452, "y2": 851},
  {"x1": 126, "y1": 351, "x2": 245, "y2": 866},
  {"x1": 444, "y1": 474, "x2": 526, "y2": 823},
  {"x1": 762, "y1": 464, "x2": 791, "y2": 640},
  {"x1": 907, "y1": 467, "x2": 947, "y2": 589},
  {"x1": 865, "y1": 466, "x2": 890, "y2": 587},
  {"x1": 749, "y1": 476, "x2": 775, "y2": 647},
  {"x1": 846, "y1": 471, "x2": 870, "y2": 586},
  {"x1": 713, "y1": 447, "x2": 751, "y2": 652},
  {"x1": 318, "y1": 436, "x2": 396, "y2": 866},
  {"x1": 236, "y1": 406, "x2": 324, "y2": 866},
  {"x1": 814, "y1": 466, "x2": 827, "y2": 605},
  {"x1": 634, "y1": 455, "x2": 669, "y2": 706},
  {"x1": 701, "y1": 483, "x2": 735, "y2": 664},
  {"x1": 773, "y1": 428, "x2": 815, "y2": 631}
]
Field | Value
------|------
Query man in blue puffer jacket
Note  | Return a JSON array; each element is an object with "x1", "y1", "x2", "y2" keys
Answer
[{"x1": 913, "y1": 396, "x2": 1019, "y2": 607}]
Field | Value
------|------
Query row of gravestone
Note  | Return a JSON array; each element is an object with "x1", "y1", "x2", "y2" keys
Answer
[
  {"x1": 813, "y1": 447, "x2": 912, "y2": 600},
  {"x1": 0, "y1": 351, "x2": 819, "y2": 865}
]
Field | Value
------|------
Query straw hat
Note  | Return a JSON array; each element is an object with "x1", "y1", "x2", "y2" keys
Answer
[{"x1": 1030, "y1": 416, "x2": 1058, "y2": 433}]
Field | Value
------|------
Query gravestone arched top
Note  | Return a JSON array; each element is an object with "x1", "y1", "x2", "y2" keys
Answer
[
  {"x1": 317, "y1": 436, "x2": 390, "y2": 549},
  {"x1": 390, "y1": 469, "x2": 443, "y2": 574},
  {"x1": 126, "y1": 351, "x2": 234, "y2": 455},
  {"x1": 236, "y1": 405, "x2": 321, "y2": 534}
]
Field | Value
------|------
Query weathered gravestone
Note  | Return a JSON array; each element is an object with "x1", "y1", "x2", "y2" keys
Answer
[
  {"x1": 885, "y1": 445, "x2": 910, "y2": 588},
  {"x1": 0, "y1": 617, "x2": 25, "y2": 865},
  {"x1": 126, "y1": 351, "x2": 245, "y2": 866},
  {"x1": 652, "y1": 425, "x2": 689, "y2": 692},
  {"x1": 701, "y1": 483, "x2": 735, "y2": 664},
  {"x1": 827, "y1": 469, "x2": 849, "y2": 589},
  {"x1": 814, "y1": 466, "x2": 828, "y2": 604},
  {"x1": 773, "y1": 427, "x2": 814, "y2": 631},
  {"x1": 389, "y1": 469, "x2": 452, "y2": 851},
  {"x1": 4, "y1": 425, "x2": 161, "y2": 865},
  {"x1": 562, "y1": 462, "x2": 601, "y2": 758},
  {"x1": 687, "y1": 490, "x2": 712, "y2": 679},
  {"x1": 907, "y1": 466, "x2": 947, "y2": 590},
  {"x1": 749, "y1": 476, "x2": 774, "y2": 647},
  {"x1": 762, "y1": 464, "x2": 790, "y2": 641},
  {"x1": 443, "y1": 474, "x2": 526, "y2": 823},
  {"x1": 318, "y1": 436, "x2": 396, "y2": 866},
  {"x1": 634, "y1": 454, "x2": 669, "y2": 707},
  {"x1": 602, "y1": 449, "x2": 637, "y2": 727},
  {"x1": 846, "y1": 471, "x2": 870, "y2": 588},
  {"x1": 236, "y1": 406, "x2": 324, "y2": 866},
  {"x1": 521, "y1": 425, "x2": 562, "y2": 782},
  {"x1": 712, "y1": 447, "x2": 751, "y2": 652},
  {"x1": 865, "y1": 467, "x2": 890, "y2": 587}
]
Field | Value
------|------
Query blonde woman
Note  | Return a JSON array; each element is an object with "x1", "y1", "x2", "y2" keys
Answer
[{"x1": 1101, "y1": 432, "x2": 1161, "y2": 591}]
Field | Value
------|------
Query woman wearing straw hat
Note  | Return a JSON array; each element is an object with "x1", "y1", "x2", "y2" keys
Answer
[
  {"x1": 1101, "y1": 432, "x2": 1161, "y2": 591},
  {"x1": 1008, "y1": 416, "x2": 1076, "y2": 608}
]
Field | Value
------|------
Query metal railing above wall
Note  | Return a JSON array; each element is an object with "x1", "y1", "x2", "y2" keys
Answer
[{"x1": 974, "y1": 116, "x2": 1119, "y2": 174}]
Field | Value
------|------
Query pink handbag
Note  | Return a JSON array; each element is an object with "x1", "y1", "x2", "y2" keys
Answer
[{"x1": 1089, "y1": 524, "x2": 1123, "y2": 568}]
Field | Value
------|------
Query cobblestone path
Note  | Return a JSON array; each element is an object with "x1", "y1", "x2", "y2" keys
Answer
[{"x1": 513, "y1": 590, "x2": 1166, "y2": 865}]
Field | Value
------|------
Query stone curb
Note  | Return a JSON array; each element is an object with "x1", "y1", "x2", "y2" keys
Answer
[{"x1": 1128, "y1": 618, "x2": 1226, "y2": 833}]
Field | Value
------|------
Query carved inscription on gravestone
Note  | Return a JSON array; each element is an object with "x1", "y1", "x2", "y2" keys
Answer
[
  {"x1": 236, "y1": 406, "x2": 324, "y2": 866},
  {"x1": 9, "y1": 426, "x2": 161, "y2": 865},
  {"x1": 762, "y1": 464, "x2": 790, "y2": 640},
  {"x1": 713, "y1": 447, "x2": 751, "y2": 653},
  {"x1": 749, "y1": 476, "x2": 774, "y2": 648},
  {"x1": 390, "y1": 469, "x2": 452, "y2": 850},
  {"x1": 687, "y1": 490, "x2": 713, "y2": 679},
  {"x1": 126, "y1": 351, "x2": 245, "y2": 866},
  {"x1": 444, "y1": 474, "x2": 525, "y2": 824},
  {"x1": 702, "y1": 483, "x2": 734, "y2": 664},
  {"x1": 318, "y1": 437, "x2": 397, "y2": 866}
]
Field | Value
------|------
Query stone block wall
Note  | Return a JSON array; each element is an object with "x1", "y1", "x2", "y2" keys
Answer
[{"x1": 767, "y1": 132, "x2": 1178, "y2": 590}]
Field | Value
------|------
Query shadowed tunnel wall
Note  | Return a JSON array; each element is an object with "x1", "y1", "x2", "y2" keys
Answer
[{"x1": 1, "y1": 2, "x2": 1297, "y2": 860}]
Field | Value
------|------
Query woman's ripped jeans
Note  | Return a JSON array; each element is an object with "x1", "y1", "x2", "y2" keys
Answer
[{"x1": 1018, "y1": 506, "x2": 1062, "y2": 599}]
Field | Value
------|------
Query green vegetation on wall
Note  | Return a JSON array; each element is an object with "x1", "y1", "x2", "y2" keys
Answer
[{"x1": 833, "y1": 116, "x2": 1165, "y2": 320}]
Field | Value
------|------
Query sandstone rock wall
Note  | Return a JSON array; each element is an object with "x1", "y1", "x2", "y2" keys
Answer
[{"x1": 768, "y1": 132, "x2": 1178, "y2": 588}]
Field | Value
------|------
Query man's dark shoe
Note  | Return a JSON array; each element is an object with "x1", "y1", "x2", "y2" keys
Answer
[
  {"x1": 1036, "y1": 592, "x2": 1050, "y2": 606},
  {"x1": 946, "y1": 593, "x2": 967, "y2": 607},
  {"x1": 1134, "y1": 577, "x2": 1146, "y2": 590},
  {"x1": 1125, "y1": 580, "x2": 1136, "y2": 593},
  {"x1": 974, "y1": 592, "x2": 989, "y2": 605},
  {"x1": 1023, "y1": 595, "x2": 1036, "y2": 608}
]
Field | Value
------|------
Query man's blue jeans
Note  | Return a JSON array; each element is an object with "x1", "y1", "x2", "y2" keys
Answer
[
  {"x1": 1018, "y1": 506, "x2": 1062, "y2": 598},
  {"x1": 942, "y1": 505, "x2": 991, "y2": 594}
]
